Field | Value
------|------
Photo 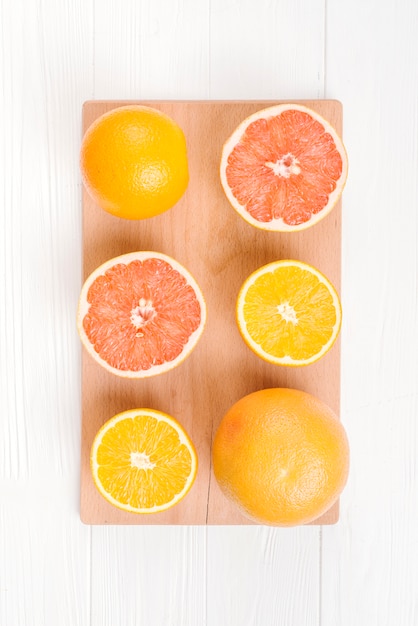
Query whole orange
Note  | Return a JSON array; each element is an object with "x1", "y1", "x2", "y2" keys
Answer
[
  {"x1": 80, "y1": 105, "x2": 189, "y2": 220},
  {"x1": 212, "y1": 388, "x2": 349, "y2": 526}
]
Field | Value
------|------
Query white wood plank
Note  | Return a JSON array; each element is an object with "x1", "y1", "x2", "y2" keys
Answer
[
  {"x1": 323, "y1": 0, "x2": 418, "y2": 623},
  {"x1": 0, "y1": 481, "x2": 91, "y2": 626},
  {"x1": 93, "y1": 0, "x2": 210, "y2": 99},
  {"x1": 209, "y1": 0, "x2": 325, "y2": 99},
  {"x1": 1, "y1": 0, "x2": 30, "y2": 479},
  {"x1": 208, "y1": 527, "x2": 320, "y2": 626},
  {"x1": 0, "y1": 0, "x2": 93, "y2": 478},
  {"x1": 91, "y1": 526, "x2": 206, "y2": 626},
  {"x1": 321, "y1": 399, "x2": 418, "y2": 625},
  {"x1": 326, "y1": 0, "x2": 418, "y2": 412},
  {"x1": 0, "y1": 0, "x2": 93, "y2": 623}
]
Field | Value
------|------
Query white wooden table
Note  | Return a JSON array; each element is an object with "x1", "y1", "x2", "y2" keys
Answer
[{"x1": 1, "y1": 1, "x2": 417, "y2": 624}]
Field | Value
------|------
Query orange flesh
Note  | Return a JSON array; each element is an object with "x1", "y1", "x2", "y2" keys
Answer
[
  {"x1": 241, "y1": 264, "x2": 338, "y2": 362},
  {"x1": 96, "y1": 415, "x2": 193, "y2": 509},
  {"x1": 226, "y1": 110, "x2": 343, "y2": 225},
  {"x1": 83, "y1": 258, "x2": 202, "y2": 371}
]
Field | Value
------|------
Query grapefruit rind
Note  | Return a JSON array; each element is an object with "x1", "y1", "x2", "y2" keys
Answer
[
  {"x1": 220, "y1": 103, "x2": 348, "y2": 232},
  {"x1": 90, "y1": 408, "x2": 198, "y2": 514},
  {"x1": 236, "y1": 260, "x2": 342, "y2": 367},
  {"x1": 212, "y1": 388, "x2": 349, "y2": 526},
  {"x1": 77, "y1": 251, "x2": 207, "y2": 378}
]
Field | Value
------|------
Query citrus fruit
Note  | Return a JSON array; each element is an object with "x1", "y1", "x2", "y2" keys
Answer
[
  {"x1": 236, "y1": 259, "x2": 341, "y2": 366},
  {"x1": 80, "y1": 105, "x2": 189, "y2": 219},
  {"x1": 77, "y1": 251, "x2": 206, "y2": 377},
  {"x1": 91, "y1": 408, "x2": 197, "y2": 514},
  {"x1": 212, "y1": 388, "x2": 349, "y2": 526},
  {"x1": 220, "y1": 103, "x2": 348, "y2": 231}
]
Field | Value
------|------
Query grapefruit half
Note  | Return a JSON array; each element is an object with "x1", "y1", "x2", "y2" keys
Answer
[
  {"x1": 77, "y1": 251, "x2": 206, "y2": 377},
  {"x1": 220, "y1": 103, "x2": 348, "y2": 231}
]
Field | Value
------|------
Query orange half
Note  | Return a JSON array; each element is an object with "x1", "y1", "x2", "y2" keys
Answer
[
  {"x1": 91, "y1": 408, "x2": 198, "y2": 514},
  {"x1": 236, "y1": 260, "x2": 342, "y2": 366}
]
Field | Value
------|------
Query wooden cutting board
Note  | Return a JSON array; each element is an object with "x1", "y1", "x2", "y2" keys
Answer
[{"x1": 80, "y1": 100, "x2": 343, "y2": 525}]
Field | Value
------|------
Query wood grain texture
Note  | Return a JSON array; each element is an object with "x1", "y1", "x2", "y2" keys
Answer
[
  {"x1": 210, "y1": 0, "x2": 325, "y2": 100},
  {"x1": 321, "y1": 1, "x2": 418, "y2": 624},
  {"x1": 0, "y1": 481, "x2": 91, "y2": 626},
  {"x1": 92, "y1": 0, "x2": 210, "y2": 100},
  {"x1": 80, "y1": 99, "x2": 342, "y2": 526},
  {"x1": 0, "y1": 0, "x2": 93, "y2": 623},
  {"x1": 207, "y1": 526, "x2": 320, "y2": 625},
  {"x1": 91, "y1": 526, "x2": 206, "y2": 625},
  {"x1": 0, "y1": 0, "x2": 92, "y2": 481},
  {"x1": 321, "y1": 399, "x2": 418, "y2": 625}
]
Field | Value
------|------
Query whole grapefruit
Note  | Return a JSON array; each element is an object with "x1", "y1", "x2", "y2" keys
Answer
[{"x1": 212, "y1": 388, "x2": 349, "y2": 526}]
